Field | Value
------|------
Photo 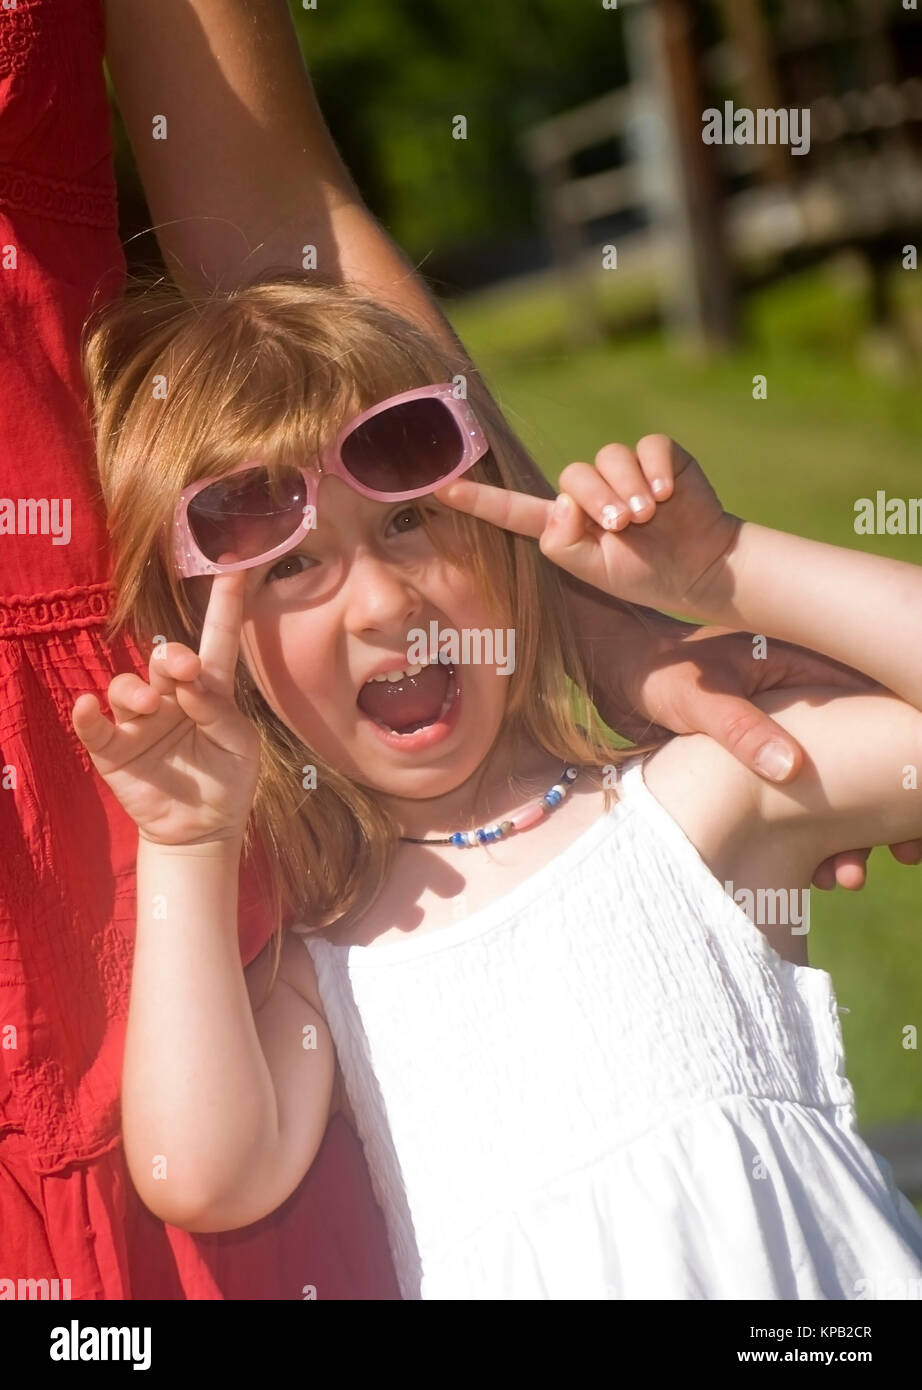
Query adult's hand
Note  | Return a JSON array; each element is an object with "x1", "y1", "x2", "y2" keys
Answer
[{"x1": 581, "y1": 609, "x2": 922, "y2": 891}]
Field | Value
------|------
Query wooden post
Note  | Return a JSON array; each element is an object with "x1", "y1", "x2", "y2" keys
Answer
[
  {"x1": 624, "y1": 0, "x2": 738, "y2": 348},
  {"x1": 537, "y1": 158, "x2": 603, "y2": 349},
  {"x1": 715, "y1": 0, "x2": 790, "y2": 184}
]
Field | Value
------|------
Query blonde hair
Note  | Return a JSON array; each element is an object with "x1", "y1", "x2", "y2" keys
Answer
[{"x1": 82, "y1": 269, "x2": 662, "y2": 988}]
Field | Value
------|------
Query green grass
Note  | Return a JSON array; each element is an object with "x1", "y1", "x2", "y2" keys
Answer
[{"x1": 445, "y1": 260, "x2": 922, "y2": 1155}]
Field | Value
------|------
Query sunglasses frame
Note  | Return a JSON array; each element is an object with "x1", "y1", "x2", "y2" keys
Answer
[{"x1": 171, "y1": 382, "x2": 490, "y2": 577}]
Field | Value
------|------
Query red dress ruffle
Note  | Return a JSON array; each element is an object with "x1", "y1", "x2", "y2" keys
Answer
[{"x1": 0, "y1": 0, "x2": 398, "y2": 1299}]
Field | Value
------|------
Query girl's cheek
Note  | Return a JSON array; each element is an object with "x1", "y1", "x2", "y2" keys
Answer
[{"x1": 240, "y1": 623, "x2": 326, "y2": 714}]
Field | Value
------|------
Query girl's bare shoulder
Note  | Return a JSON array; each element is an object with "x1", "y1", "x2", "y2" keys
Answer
[
  {"x1": 638, "y1": 727, "x2": 763, "y2": 888},
  {"x1": 639, "y1": 682, "x2": 922, "y2": 889}
]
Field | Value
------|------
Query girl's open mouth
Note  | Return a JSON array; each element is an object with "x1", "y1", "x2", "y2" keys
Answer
[{"x1": 356, "y1": 663, "x2": 461, "y2": 751}]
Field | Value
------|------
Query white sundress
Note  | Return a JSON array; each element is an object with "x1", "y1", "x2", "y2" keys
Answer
[{"x1": 304, "y1": 755, "x2": 922, "y2": 1300}]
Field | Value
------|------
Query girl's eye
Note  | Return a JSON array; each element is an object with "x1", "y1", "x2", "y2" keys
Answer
[
  {"x1": 389, "y1": 504, "x2": 435, "y2": 534},
  {"x1": 265, "y1": 552, "x2": 318, "y2": 584}
]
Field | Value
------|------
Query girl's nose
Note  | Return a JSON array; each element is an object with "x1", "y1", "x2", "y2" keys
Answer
[{"x1": 342, "y1": 550, "x2": 424, "y2": 636}]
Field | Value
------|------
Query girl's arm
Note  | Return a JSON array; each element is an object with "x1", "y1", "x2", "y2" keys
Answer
[
  {"x1": 675, "y1": 521, "x2": 922, "y2": 873},
  {"x1": 692, "y1": 523, "x2": 922, "y2": 715},
  {"x1": 73, "y1": 572, "x2": 334, "y2": 1232},
  {"x1": 126, "y1": 838, "x2": 334, "y2": 1232}
]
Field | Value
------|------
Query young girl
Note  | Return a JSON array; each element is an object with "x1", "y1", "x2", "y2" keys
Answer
[{"x1": 73, "y1": 272, "x2": 922, "y2": 1300}]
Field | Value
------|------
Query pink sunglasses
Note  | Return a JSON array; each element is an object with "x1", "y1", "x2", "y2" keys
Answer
[{"x1": 171, "y1": 382, "x2": 490, "y2": 577}]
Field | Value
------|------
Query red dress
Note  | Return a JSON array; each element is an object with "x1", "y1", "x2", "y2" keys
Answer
[{"x1": 0, "y1": 0, "x2": 399, "y2": 1300}]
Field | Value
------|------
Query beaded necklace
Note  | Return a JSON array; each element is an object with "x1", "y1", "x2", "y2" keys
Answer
[{"x1": 399, "y1": 765, "x2": 581, "y2": 847}]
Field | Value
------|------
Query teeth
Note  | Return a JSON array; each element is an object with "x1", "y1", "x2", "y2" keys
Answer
[
  {"x1": 376, "y1": 667, "x2": 457, "y2": 736},
  {"x1": 370, "y1": 663, "x2": 423, "y2": 684}
]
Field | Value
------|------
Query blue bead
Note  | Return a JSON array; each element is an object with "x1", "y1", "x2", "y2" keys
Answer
[
  {"x1": 450, "y1": 832, "x2": 464, "y2": 845},
  {"x1": 476, "y1": 828, "x2": 488, "y2": 842},
  {"x1": 546, "y1": 789, "x2": 562, "y2": 806}
]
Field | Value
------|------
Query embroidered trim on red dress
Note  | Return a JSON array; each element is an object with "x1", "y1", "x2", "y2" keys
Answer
[
  {"x1": 0, "y1": 0, "x2": 115, "y2": 228},
  {"x1": 0, "y1": 0, "x2": 104, "y2": 77},
  {"x1": 0, "y1": 582, "x2": 115, "y2": 635},
  {"x1": 0, "y1": 163, "x2": 118, "y2": 228}
]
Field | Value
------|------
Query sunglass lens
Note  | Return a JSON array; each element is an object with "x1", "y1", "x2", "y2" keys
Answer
[
  {"x1": 340, "y1": 398, "x2": 464, "y2": 493},
  {"x1": 187, "y1": 466, "x2": 307, "y2": 564}
]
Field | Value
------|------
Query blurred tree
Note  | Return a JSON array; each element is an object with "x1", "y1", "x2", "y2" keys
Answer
[{"x1": 285, "y1": 0, "x2": 629, "y2": 282}]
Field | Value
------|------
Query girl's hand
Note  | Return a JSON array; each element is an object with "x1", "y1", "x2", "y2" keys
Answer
[
  {"x1": 436, "y1": 434, "x2": 740, "y2": 616},
  {"x1": 71, "y1": 571, "x2": 259, "y2": 848}
]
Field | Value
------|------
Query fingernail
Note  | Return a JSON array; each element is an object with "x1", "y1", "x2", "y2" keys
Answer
[
  {"x1": 552, "y1": 494, "x2": 571, "y2": 522},
  {"x1": 628, "y1": 495, "x2": 648, "y2": 514},
  {"x1": 601, "y1": 504, "x2": 622, "y2": 530},
  {"x1": 651, "y1": 478, "x2": 669, "y2": 497},
  {"x1": 753, "y1": 742, "x2": 795, "y2": 780}
]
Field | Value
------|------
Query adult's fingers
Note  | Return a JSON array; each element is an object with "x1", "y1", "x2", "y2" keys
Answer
[
  {"x1": 754, "y1": 636, "x2": 878, "y2": 694},
  {"x1": 676, "y1": 686, "x2": 805, "y2": 783},
  {"x1": 888, "y1": 839, "x2": 922, "y2": 865},
  {"x1": 434, "y1": 479, "x2": 553, "y2": 539},
  {"x1": 812, "y1": 849, "x2": 869, "y2": 892}
]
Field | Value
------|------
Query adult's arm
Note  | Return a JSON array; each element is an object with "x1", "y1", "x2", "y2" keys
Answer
[{"x1": 103, "y1": 0, "x2": 458, "y2": 340}]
